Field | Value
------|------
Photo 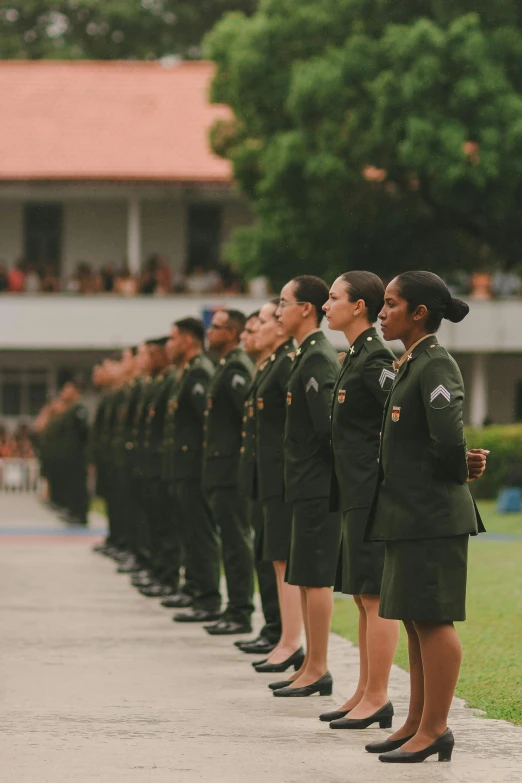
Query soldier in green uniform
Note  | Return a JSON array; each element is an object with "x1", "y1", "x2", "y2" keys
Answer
[
  {"x1": 236, "y1": 310, "x2": 283, "y2": 656},
  {"x1": 364, "y1": 271, "x2": 487, "y2": 763},
  {"x1": 54, "y1": 381, "x2": 90, "y2": 525},
  {"x1": 160, "y1": 317, "x2": 222, "y2": 622},
  {"x1": 90, "y1": 359, "x2": 119, "y2": 554},
  {"x1": 320, "y1": 271, "x2": 399, "y2": 729},
  {"x1": 202, "y1": 309, "x2": 255, "y2": 636},
  {"x1": 271, "y1": 276, "x2": 340, "y2": 698},
  {"x1": 245, "y1": 302, "x2": 304, "y2": 673}
]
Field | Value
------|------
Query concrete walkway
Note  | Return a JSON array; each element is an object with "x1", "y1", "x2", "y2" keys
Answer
[{"x1": 0, "y1": 496, "x2": 521, "y2": 783}]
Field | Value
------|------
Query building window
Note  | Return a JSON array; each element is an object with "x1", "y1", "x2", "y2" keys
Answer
[
  {"x1": 187, "y1": 204, "x2": 222, "y2": 271},
  {"x1": 0, "y1": 369, "x2": 50, "y2": 417},
  {"x1": 23, "y1": 202, "x2": 63, "y2": 269}
]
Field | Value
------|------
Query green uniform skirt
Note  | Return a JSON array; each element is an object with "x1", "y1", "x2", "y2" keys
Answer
[
  {"x1": 262, "y1": 496, "x2": 293, "y2": 562},
  {"x1": 286, "y1": 498, "x2": 341, "y2": 588},
  {"x1": 379, "y1": 535, "x2": 469, "y2": 622},
  {"x1": 339, "y1": 508, "x2": 385, "y2": 596}
]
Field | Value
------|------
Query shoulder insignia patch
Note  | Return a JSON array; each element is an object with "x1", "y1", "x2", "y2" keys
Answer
[
  {"x1": 391, "y1": 406, "x2": 401, "y2": 422},
  {"x1": 430, "y1": 385, "x2": 451, "y2": 409},
  {"x1": 232, "y1": 374, "x2": 246, "y2": 389},
  {"x1": 379, "y1": 369, "x2": 396, "y2": 390},
  {"x1": 306, "y1": 377, "x2": 319, "y2": 395},
  {"x1": 337, "y1": 389, "x2": 346, "y2": 404},
  {"x1": 192, "y1": 383, "x2": 205, "y2": 396}
]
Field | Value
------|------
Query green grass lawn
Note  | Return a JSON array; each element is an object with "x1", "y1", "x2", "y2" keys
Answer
[{"x1": 332, "y1": 501, "x2": 522, "y2": 726}]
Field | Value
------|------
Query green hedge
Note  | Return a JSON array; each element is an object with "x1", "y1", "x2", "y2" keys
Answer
[{"x1": 465, "y1": 425, "x2": 522, "y2": 499}]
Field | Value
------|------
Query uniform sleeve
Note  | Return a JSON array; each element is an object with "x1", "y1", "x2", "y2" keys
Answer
[
  {"x1": 187, "y1": 369, "x2": 212, "y2": 420},
  {"x1": 276, "y1": 355, "x2": 294, "y2": 395},
  {"x1": 223, "y1": 363, "x2": 253, "y2": 414},
  {"x1": 74, "y1": 406, "x2": 90, "y2": 443},
  {"x1": 301, "y1": 352, "x2": 336, "y2": 436},
  {"x1": 420, "y1": 356, "x2": 469, "y2": 484},
  {"x1": 362, "y1": 350, "x2": 396, "y2": 405}
]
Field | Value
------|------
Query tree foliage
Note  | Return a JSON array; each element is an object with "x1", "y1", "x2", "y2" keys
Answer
[
  {"x1": 0, "y1": 1, "x2": 256, "y2": 61},
  {"x1": 205, "y1": 1, "x2": 522, "y2": 285}
]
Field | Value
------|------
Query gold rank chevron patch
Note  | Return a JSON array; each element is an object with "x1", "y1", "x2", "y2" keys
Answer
[{"x1": 430, "y1": 384, "x2": 451, "y2": 409}]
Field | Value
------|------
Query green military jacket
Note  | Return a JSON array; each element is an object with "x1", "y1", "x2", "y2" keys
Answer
[
  {"x1": 202, "y1": 346, "x2": 254, "y2": 491},
  {"x1": 284, "y1": 330, "x2": 339, "y2": 502},
  {"x1": 365, "y1": 335, "x2": 485, "y2": 542},
  {"x1": 162, "y1": 354, "x2": 214, "y2": 482},
  {"x1": 253, "y1": 340, "x2": 295, "y2": 502},
  {"x1": 331, "y1": 327, "x2": 395, "y2": 512},
  {"x1": 128, "y1": 375, "x2": 157, "y2": 477},
  {"x1": 88, "y1": 392, "x2": 110, "y2": 466},
  {"x1": 55, "y1": 402, "x2": 90, "y2": 460},
  {"x1": 141, "y1": 370, "x2": 175, "y2": 479},
  {"x1": 237, "y1": 357, "x2": 271, "y2": 499}
]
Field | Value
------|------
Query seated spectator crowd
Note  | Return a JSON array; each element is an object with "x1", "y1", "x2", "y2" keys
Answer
[
  {"x1": 0, "y1": 255, "x2": 252, "y2": 296},
  {"x1": 0, "y1": 422, "x2": 36, "y2": 459}
]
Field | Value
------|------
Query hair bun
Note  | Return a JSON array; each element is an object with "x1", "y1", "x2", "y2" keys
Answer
[{"x1": 446, "y1": 296, "x2": 469, "y2": 323}]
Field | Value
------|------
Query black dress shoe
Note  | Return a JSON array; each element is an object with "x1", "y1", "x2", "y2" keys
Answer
[
  {"x1": 132, "y1": 576, "x2": 155, "y2": 588},
  {"x1": 205, "y1": 620, "x2": 252, "y2": 636},
  {"x1": 268, "y1": 679, "x2": 292, "y2": 690},
  {"x1": 254, "y1": 647, "x2": 304, "y2": 673},
  {"x1": 160, "y1": 592, "x2": 193, "y2": 609},
  {"x1": 139, "y1": 583, "x2": 174, "y2": 598},
  {"x1": 273, "y1": 672, "x2": 333, "y2": 697},
  {"x1": 365, "y1": 734, "x2": 415, "y2": 754},
  {"x1": 379, "y1": 729, "x2": 454, "y2": 763},
  {"x1": 238, "y1": 639, "x2": 277, "y2": 655},
  {"x1": 319, "y1": 709, "x2": 350, "y2": 722},
  {"x1": 330, "y1": 701, "x2": 393, "y2": 730},
  {"x1": 173, "y1": 608, "x2": 222, "y2": 623},
  {"x1": 252, "y1": 658, "x2": 268, "y2": 668}
]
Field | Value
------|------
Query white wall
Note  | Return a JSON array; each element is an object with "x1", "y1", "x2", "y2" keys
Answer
[{"x1": 0, "y1": 200, "x2": 23, "y2": 262}]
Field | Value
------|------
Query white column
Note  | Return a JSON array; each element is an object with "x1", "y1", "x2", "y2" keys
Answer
[
  {"x1": 470, "y1": 353, "x2": 488, "y2": 428},
  {"x1": 127, "y1": 195, "x2": 142, "y2": 275}
]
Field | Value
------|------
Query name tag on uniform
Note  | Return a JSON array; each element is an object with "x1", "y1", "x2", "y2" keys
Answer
[
  {"x1": 391, "y1": 406, "x2": 401, "y2": 422},
  {"x1": 257, "y1": 398, "x2": 264, "y2": 410},
  {"x1": 286, "y1": 392, "x2": 292, "y2": 406},
  {"x1": 337, "y1": 389, "x2": 346, "y2": 404}
]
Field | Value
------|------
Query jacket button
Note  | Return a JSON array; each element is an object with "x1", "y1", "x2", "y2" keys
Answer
[
  {"x1": 182, "y1": 445, "x2": 188, "y2": 452},
  {"x1": 240, "y1": 446, "x2": 245, "y2": 454},
  {"x1": 203, "y1": 441, "x2": 207, "y2": 448},
  {"x1": 214, "y1": 450, "x2": 219, "y2": 456},
  {"x1": 241, "y1": 431, "x2": 246, "y2": 437}
]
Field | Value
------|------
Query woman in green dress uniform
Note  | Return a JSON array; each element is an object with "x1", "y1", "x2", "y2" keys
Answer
[
  {"x1": 251, "y1": 301, "x2": 304, "y2": 673},
  {"x1": 271, "y1": 275, "x2": 341, "y2": 698},
  {"x1": 365, "y1": 271, "x2": 487, "y2": 763},
  {"x1": 320, "y1": 271, "x2": 399, "y2": 729}
]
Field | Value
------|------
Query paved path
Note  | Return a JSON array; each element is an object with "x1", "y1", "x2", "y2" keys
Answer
[{"x1": 0, "y1": 496, "x2": 521, "y2": 783}]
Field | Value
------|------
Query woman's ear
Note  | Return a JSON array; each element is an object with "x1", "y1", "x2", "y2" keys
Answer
[{"x1": 413, "y1": 304, "x2": 428, "y2": 322}]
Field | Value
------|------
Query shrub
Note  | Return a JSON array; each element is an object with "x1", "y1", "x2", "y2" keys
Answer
[{"x1": 465, "y1": 425, "x2": 522, "y2": 499}]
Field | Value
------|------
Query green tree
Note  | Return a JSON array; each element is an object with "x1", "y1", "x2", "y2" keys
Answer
[
  {"x1": 0, "y1": 1, "x2": 256, "y2": 61},
  {"x1": 205, "y1": 1, "x2": 522, "y2": 286}
]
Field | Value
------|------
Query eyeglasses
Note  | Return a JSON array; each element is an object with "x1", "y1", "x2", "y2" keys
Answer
[{"x1": 277, "y1": 300, "x2": 308, "y2": 309}]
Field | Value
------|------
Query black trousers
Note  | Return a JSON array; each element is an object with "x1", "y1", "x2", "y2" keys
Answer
[
  {"x1": 172, "y1": 478, "x2": 221, "y2": 611},
  {"x1": 206, "y1": 486, "x2": 255, "y2": 625},
  {"x1": 141, "y1": 477, "x2": 183, "y2": 589},
  {"x1": 249, "y1": 499, "x2": 281, "y2": 643}
]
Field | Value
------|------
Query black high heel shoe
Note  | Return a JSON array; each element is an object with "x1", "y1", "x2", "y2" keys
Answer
[
  {"x1": 319, "y1": 709, "x2": 350, "y2": 722},
  {"x1": 330, "y1": 701, "x2": 393, "y2": 729},
  {"x1": 379, "y1": 728, "x2": 454, "y2": 763},
  {"x1": 365, "y1": 734, "x2": 415, "y2": 753},
  {"x1": 254, "y1": 647, "x2": 304, "y2": 673},
  {"x1": 268, "y1": 679, "x2": 292, "y2": 690},
  {"x1": 273, "y1": 672, "x2": 333, "y2": 697}
]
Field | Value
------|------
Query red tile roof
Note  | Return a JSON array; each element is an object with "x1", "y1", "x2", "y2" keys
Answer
[{"x1": 0, "y1": 60, "x2": 232, "y2": 182}]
